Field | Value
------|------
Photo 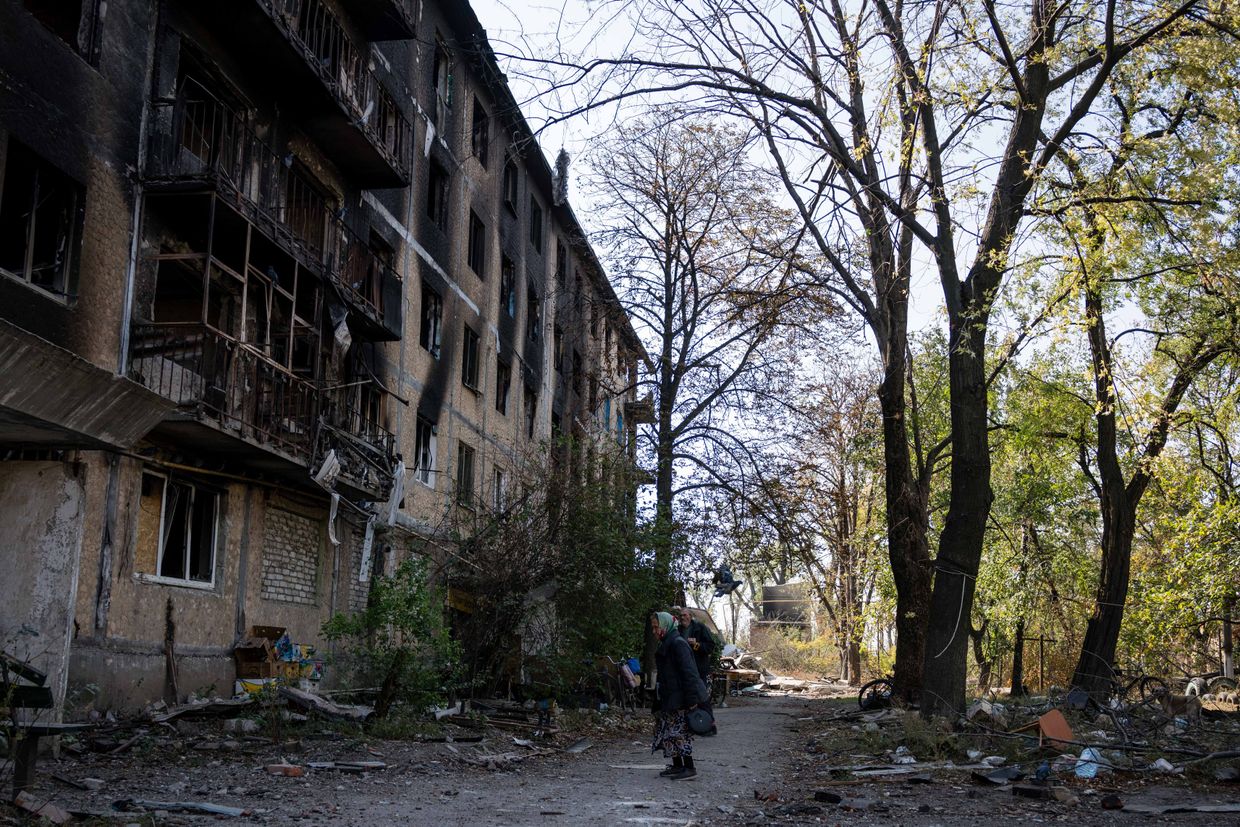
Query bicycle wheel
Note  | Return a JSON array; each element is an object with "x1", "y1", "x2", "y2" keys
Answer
[
  {"x1": 858, "y1": 678, "x2": 894, "y2": 711},
  {"x1": 1136, "y1": 676, "x2": 1168, "y2": 702}
]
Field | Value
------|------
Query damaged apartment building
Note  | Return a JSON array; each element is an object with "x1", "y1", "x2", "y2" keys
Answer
[{"x1": 0, "y1": 0, "x2": 649, "y2": 711}]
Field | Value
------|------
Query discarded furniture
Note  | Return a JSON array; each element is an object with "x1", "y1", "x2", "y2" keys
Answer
[{"x1": 1, "y1": 652, "x2": 93, "y2": 797}]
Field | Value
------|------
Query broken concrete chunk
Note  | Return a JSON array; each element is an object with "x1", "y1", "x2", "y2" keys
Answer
[
  {"x1": 223, "y1": 718, "x2": 260, "y2": 734},
  {"x1": 15, "y1": 791, "x2": 72, "y2": 825}
]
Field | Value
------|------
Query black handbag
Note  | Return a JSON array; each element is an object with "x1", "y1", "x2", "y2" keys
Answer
[{"x1": 687, "y1": 707, "x2": 714, "y2": 735}]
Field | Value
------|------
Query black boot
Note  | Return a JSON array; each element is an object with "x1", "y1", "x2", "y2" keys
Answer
[
  {"x1": 673, "y1": 757, "x2": 697, "y2": 779},
  {"x1": 660, "y1": 757, "x2": 683, "y2": 777}
]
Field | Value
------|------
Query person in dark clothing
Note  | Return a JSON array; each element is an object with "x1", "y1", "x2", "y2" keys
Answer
[
  {"x1": 650, "y1": 611, "x2": 708, "y2": 779},
  {"x1": 674, "y1": 607, "x2": 716, "y2": 683},
  {"x1": 674, "y1": 606, "x2": 718, "y2": 735}
]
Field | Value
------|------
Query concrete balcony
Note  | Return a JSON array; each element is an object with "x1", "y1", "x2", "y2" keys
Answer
[
  {"x1": 128, "y1": 323, "x2": 396, "y2": 498},
  {"x1": 195, "y1": 0, "x2": 412, "y2": 187}
]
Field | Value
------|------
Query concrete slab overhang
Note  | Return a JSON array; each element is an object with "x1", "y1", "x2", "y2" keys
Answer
[{"x1": 0, "y1": 320, "x2": 173, "y2": 450}]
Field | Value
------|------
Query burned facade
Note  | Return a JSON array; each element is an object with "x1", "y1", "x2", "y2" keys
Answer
[{"x1": 0, "y1": 0, "x2": 647, "y2": 710}]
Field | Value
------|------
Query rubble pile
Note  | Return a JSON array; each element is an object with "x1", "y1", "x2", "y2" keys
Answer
[{"x1": 735, "y1": 684, "x2": 1240, "y2": 823}]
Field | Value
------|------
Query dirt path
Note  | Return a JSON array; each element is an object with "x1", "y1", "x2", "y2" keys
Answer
[
  {"x1": 13, "y1": 698, "x2": 805, "y2": 825},
  {"x1": 360, "y1": 698, "x2": 803, "y2": 826}
]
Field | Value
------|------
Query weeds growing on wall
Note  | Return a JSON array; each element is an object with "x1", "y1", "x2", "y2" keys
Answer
[{"x1": 322, "y1": 555, "x2": 459, "y2": 718}]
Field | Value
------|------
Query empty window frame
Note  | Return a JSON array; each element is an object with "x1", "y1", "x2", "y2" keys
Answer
[
  {"x1": 139, "y1": 471, "x2": 218, "y2": 586},
  {"x1": 524, "y1": 386, "x2": 537, "y2": 438},
  {"x1": 0, "y1": 138, "x2": 84, "y2": 298},
  {"x1": 456, "y1": 441, "x2": 475, "y2": 507},
  {"x1": 414, "y1": 416, "x2": 437, "y2": 485},
  {"x1": 572, "y1": 350, "x2": 583, "y2": 396},
  {"x1": 419, "y1": 281, "x2": 442, "y2": 357},
  {"x1": 285, "y1": 163, "x2": 329, "y2": 256},
  {"x1": 502, "y1": 158, "x2": 518, "y2": 212},
  {"x1": 499, "y1": 255, "x2": 516, "y2": 318},
  {"x1": 426, "y1": 160, "x2": 449, "y2": 232},
  {"x1": 555, "y1": 240, "x2": 567, "y2": 284},
  {"x1": 471, "y1": 97, "x2": 489, "y2": 167},
  {"x1": 528, "y1": 197, "x2": 543, "y2": 253},
  {"x1": 526, "y1": 287, "x2": 541, "y2": 342},
  {"x1": 467, "y1": 210, "x2": 486, "y2": 276},
  {"x1": 553, "y1": 325, "x2": 563, "y2": 372},
  {"x1": 495, "y1": 358, "x2": 511, "y2": 415},
  {"x1": 23, "y1": 0, "x2": 103, "y2": 65},
  {"x1": 461, "y1": 324, "x2": 481, "y2": 390}
]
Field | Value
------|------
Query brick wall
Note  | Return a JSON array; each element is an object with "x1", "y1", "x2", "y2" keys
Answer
[
  {"x1": 347, "y1": 524, "x2": 370, "y2": 612},
  {"x1": 261, "y1": 508, "x2": 321, "y2": 605}
]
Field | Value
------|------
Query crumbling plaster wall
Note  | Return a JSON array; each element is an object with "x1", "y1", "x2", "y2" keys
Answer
[
  {"x1": 0, "y1": 460, "x2": 88, "y2": 716},
  {"x1": 70, "y1": 473, "x2": 355, "y2": 710}
]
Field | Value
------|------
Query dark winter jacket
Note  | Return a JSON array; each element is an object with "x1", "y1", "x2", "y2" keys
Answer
[
  {"x1": 654, "y1": 628, "x2": 709, "y2": 712},
  {"x1": 682, "y1": 619, "x2": 716, "y2": 681}
]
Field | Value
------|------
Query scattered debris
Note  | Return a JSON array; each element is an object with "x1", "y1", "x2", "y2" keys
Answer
[
  {"x1": 279, "y1": 685, "x2": 373, "y2": 722},
  {"x1": 114, "y1": 798, "x2": 248, "y2": 817},
  {"x1": 266, "y1": 763, "x2": 306, "y2": 777},
  {"x1": 564, "y1": 738, "x2": 593, "y2": 754},
  {"x1": 15, "y1": 791, "x2": 72, "y2": 825},
  {"x1": 306, "y1": 760, "x2": 387, "y2": 773}
]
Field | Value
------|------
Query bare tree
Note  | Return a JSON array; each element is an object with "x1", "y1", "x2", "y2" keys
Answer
[{"x1": 587, "y1": 111, "x2": 812, "y2": 577}]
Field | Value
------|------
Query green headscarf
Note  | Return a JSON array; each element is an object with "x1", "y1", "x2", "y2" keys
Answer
[{"x1": 654, "y1": 611, "x2": 676, "y2": 634}]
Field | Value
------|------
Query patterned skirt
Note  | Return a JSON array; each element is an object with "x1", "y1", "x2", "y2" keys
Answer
[{"x1": 651, "y1": 709, "x2": 693, "y2": 758}]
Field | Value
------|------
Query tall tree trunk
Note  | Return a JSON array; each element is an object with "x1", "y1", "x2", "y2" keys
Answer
[
  {"x1": 1224, "y1": 596, "x2": 1235, "y2": 680},
  {"x1": 877, "y1": 365, "x2": 932, "y2": 703},
  {"x1": 1010, "y1": 619, "x2": 1026, "y2": 697},
  {"x1": 970, "y1": 623, "x2": 991, "y2": 691},
  {"x1": 922, "y1": 321, "x2": 992, "y2": 717},
  {"x1": 1071, "y1": 501, "x2": 1136, "y2": 695},
  {"x1": 847, "y1": 636, "x2": 863, "y2": 687}
]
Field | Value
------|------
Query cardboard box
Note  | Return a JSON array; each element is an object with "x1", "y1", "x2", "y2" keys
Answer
[{"x1": 234, "y1": 636, "x2": 276, "y2": 679}]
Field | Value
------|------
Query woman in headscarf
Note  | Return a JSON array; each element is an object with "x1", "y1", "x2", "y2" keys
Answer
[{"x1": 650, "y1": 611, "x2": 709, "y2": 779}]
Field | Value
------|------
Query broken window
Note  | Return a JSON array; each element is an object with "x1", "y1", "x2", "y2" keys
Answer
[
  {"x1": 572, "y1": 350, "x2": 583, "y2": 396},
  {"x1": 419, "y1": 281, "x2": 442, "y2": 357},
  {"x1": 495, "y1": 358, "x2": 511, "y2": 415},
  {"x1": 456, "y1": 441, "x2": 475, "y2": 507},
  {"x1": 526, "y1": 287, "x2": 541, "y2": 342},
  {"x1": 427, "y1": 160, "x2": 449, "y2": 232},
  {"x1": 414, "y1": 416, "x2": 436, "y2": 485},
  {"x1": 23, "y1": 0, "x2": 103, "y2": 64},
  {"x1": 499, "y1": 255, "x2": 515, "y2": 318},
  {"x1": 553, "y1": 325, "x2": 563, "y2": 372},
  {"x1": 502, "y1": 158, "x2": 518, "y2": 212},
  {"x1": 528, "y1": 196, "x2": 543, "y2": 253},
  {"x1": 471, "y1": 97, "x2": 489, "y2": 168},
  {"x1": 138, "y1": 471, "x2": 218, "y2": 586},
  {"x1": 461, "y1": 324, "x2": 480, "y2": 390},
  {"x1": 431, "y1": 40, "x2": 453, "y2": 128},
  {"x1": 467, "y1": 210, "x2": 486, "y2": 276},
  {"x1": 0, "y1": 138, "x2": 84, "y2": 299},
  {"x1": 492, "y1": 466, "x2": 506, "y2": 512}
]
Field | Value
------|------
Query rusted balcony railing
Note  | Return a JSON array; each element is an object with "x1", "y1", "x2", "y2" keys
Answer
[
  {"x1": 130, "y1": 323, "x2": 398, "y2": 481},
  {"x1": 260, "y1": 0, "x2": 410, "y2": 179},
  {"x1": 129, "y1": 323, "x2": 319, "y2": 460},
  {"x1": 322, "y1": 381, "x2": 396, "y2": 460},
  {"x1": 147, "y1": 78, "x2": 402, "y2": 334}
]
